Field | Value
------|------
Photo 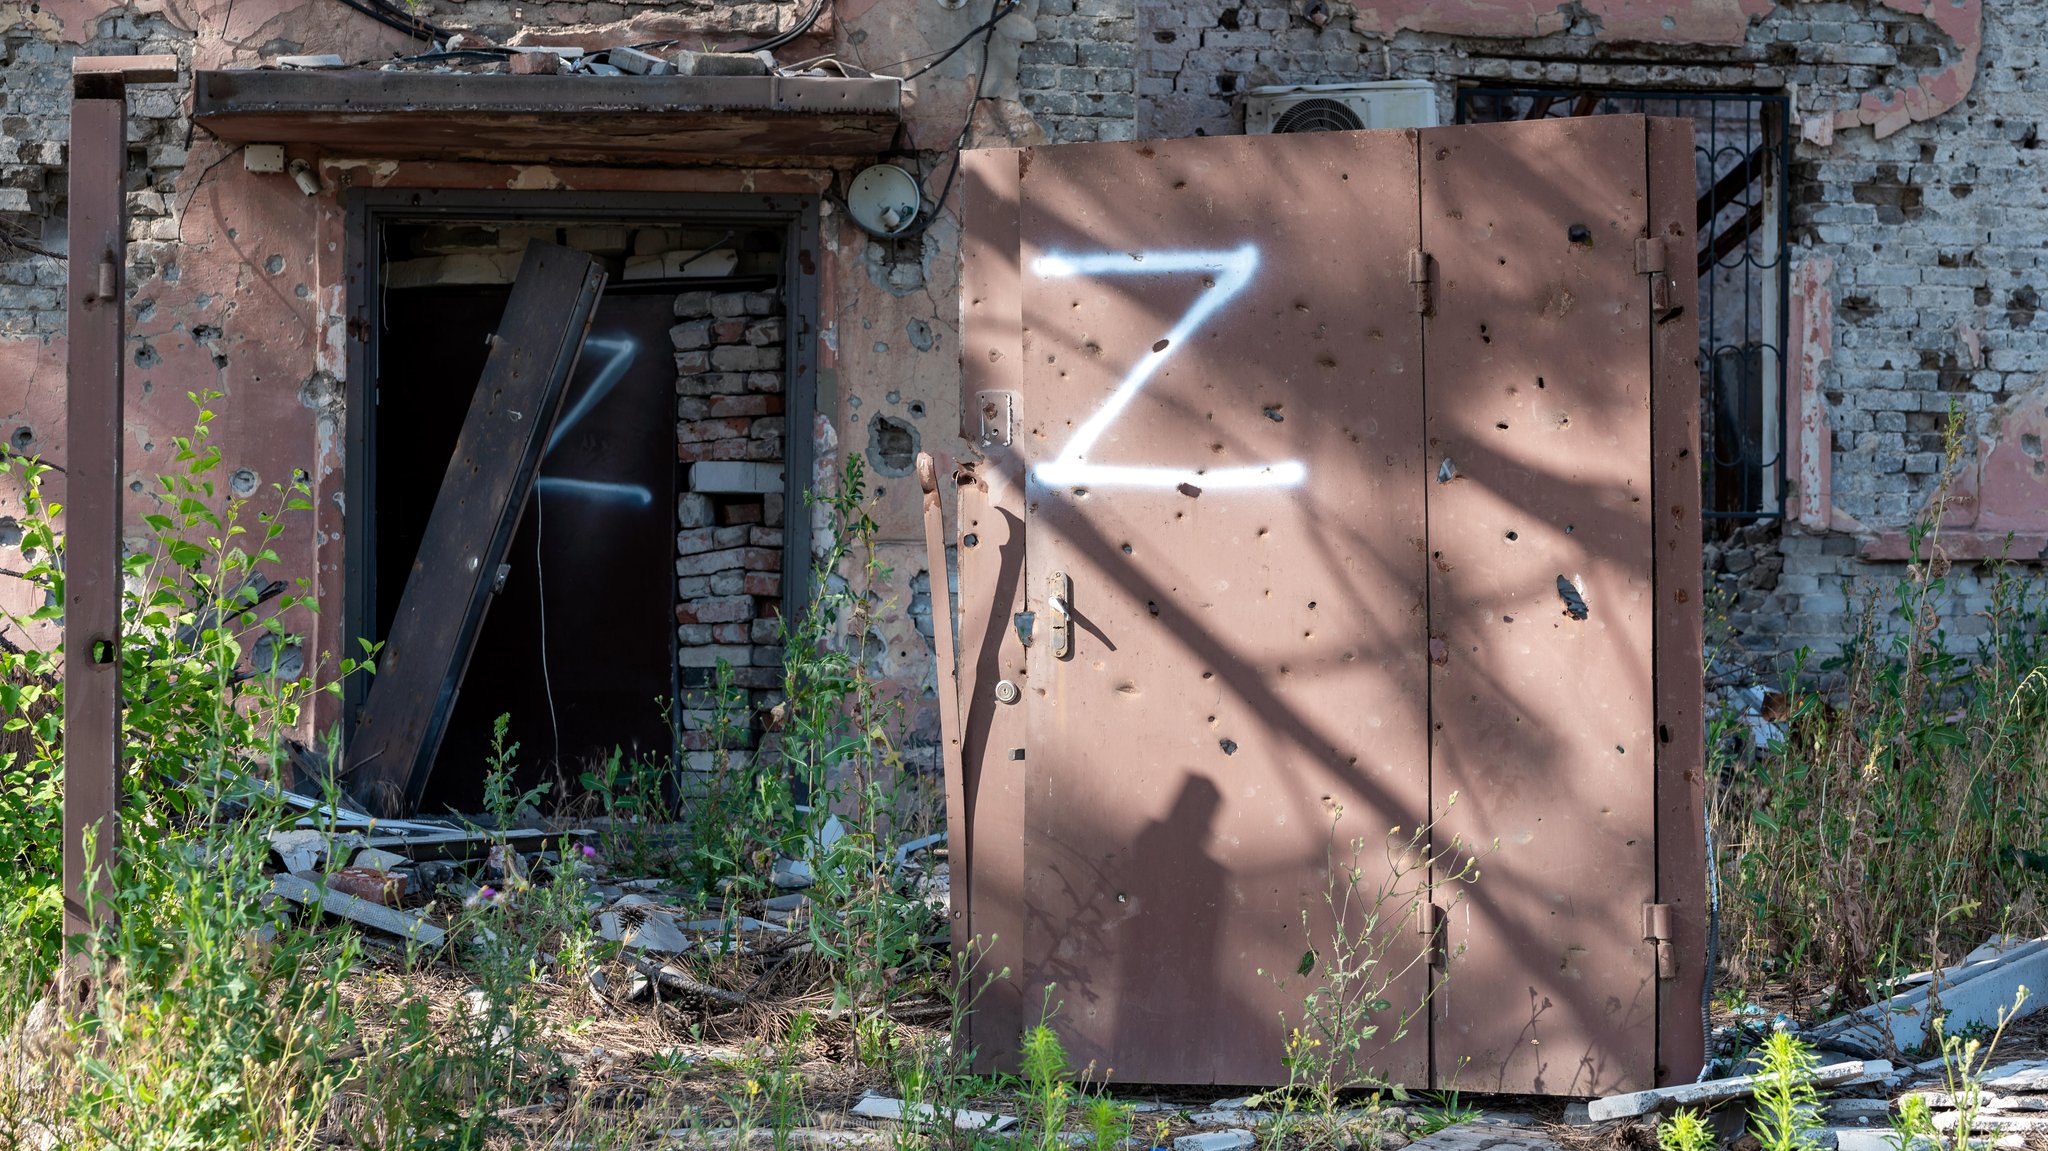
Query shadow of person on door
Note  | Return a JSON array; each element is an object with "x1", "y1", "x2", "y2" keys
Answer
[{"x1": 1105, "y1": 773, "x2": 1262, "y2": 1080}]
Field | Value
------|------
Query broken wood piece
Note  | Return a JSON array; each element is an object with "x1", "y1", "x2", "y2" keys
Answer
[
  {"x1": 1586, "y1": 1059, "x2": 1890, "y2": 1121},
  {"x1": 272, "y1": 872, "x2": 446, "y2": 946},
  {"x1": 850, "y1": 1092, "x2": 1017, "y2": 1132},
  {"x1": 630, "y1": 957, "x2": 748, "y2": 1007}
]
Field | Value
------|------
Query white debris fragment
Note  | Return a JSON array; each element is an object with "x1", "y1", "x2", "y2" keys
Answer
[
  {"x1": 1173, "y1": 1131, "x2": 1254, "y2": 1151},
  {"x1": 851, "y1": 1092, "x2": 1017, "y2": 1132}
]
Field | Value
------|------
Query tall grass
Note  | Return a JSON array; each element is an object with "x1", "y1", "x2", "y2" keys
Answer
[{"x1": 1711, "y1": 413, "x2": 2048, "y2": 1006}]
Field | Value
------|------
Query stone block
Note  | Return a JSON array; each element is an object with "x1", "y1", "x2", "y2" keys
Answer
[
  {"x1": 677, "y1": 624, "x2": 714, "y2": 645},
  {"x1": 711, "y1": 344, "x2": 782, "y2": 372},
  {"x1": 707, "y1": 394, "x2": 777, "y2": 418},
  {"x1": 712, "y1": 622, "x2": 749, "y2": 644},
  {"x1": 691, "y1": 462, "x2": 784, "y2": 493},
  {"x1": 677, "y1": 525, "x2": 751, "y2": 555},
  {"x1": 678, "y1": 439, "x2": 752, "y2": 464},
  {"x1": 673, "y1": 351, "x2": 710, "y2": 374},
  {"x1": 676, "y1": 548, "x2": 746, "y2": 578},
  {"x1": 674, "y1": 290, "x2": 715, "y2": 317},
  {"x1": 743, "y1": 572, "x2": 781, "y2": 597},
  {"x1": 675, "y1": 493, "x2": 716, "y2": 528},
  {"x1": 673, "y1": 49, "x2": 768, "y2": 76},
  {"x1": 711, "y1": 292, "x2": 750, "y2": 318},
  {"x1": 764, "y1": 493, "x2": 784, "y2": 526},
  {"x1": 678, "y1": 644, "x2": 753, "y2": 668},
  {"x1": 749, "y1": 526, "x2": 784, "y2": 548},
  {"x1": 670, "y1": 319, "x2": 713, "y2": 350},
  {"x1": 677, "y1": 595, "x2": 754, "y2": 624},
  {"x1": 744, "y1": 317, "x2": 784, "y2": 346},
  {"x1": 677, "y1": 416, "x2": 755, "y2": 443},
  {"x1": 720, "y1": 501, "x2": 764, "y2": 526}
]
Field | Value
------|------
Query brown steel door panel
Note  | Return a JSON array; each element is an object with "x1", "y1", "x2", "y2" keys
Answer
[
  {"x1": 1646, "y1": 116, "x2": 1708, "y2": 1087},
  {"x1": 959, "y1": 146, "x2": 1032, "y2": 1069},
  {"x1": 1013, "y1": 131, "x2": 1431, "y2": 1086},
  {"x1": 1419, "y1": 117, "x2": 1659, "y2": 1095}
]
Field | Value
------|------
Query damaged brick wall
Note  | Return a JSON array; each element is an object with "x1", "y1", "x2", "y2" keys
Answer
[
  {"x1": 674, "y1": 287, "x2": 787, "y2": 770},
  {"x1": 0, "y1": 0, "x2": 1025, "y2": 786}
]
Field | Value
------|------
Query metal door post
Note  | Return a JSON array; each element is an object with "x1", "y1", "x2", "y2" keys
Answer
[{"x1": 62, "y1": 55, "x2": 178, "y2": 982}]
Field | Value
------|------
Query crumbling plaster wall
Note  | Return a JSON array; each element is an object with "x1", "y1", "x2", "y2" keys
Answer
[
  {"x1": 0, "y1": 0, "x2": 1036, "y2": 777},
  {"x1": 1045, "y1": 0, "x2": 2046, "y2": 660}
]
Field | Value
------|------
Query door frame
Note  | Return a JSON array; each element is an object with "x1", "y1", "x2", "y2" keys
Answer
[{"x1": 340, "y1": 188, "x2": 822, "y2": 736}]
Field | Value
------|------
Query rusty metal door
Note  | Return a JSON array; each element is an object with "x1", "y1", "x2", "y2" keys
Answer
[
  {"x1": 1420, "y1": 117, "x2": 1658, "y2": 1096},
  {"x1": 1006, "y1": 130, "x2": 1431, "y2": 1086},
  {"x1": 954, "y1": 117, "x2": 1703, "y2": 1092}
]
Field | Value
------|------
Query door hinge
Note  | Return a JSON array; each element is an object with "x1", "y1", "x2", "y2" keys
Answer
[
  {"x1": 1408, "y1": 249, "x2": 1433, "y2": 316},
  {"x1": 1635, "y1": 237, "x2": 1677, "y2": 312},
  {"x1": 1417, "y1": 899, "x2": 1445, "y2": 966},
  {"x1": 1643, "y1": 902, "x2": 1677, "y2": 980}
]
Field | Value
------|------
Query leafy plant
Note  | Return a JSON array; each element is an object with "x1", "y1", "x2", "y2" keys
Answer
[
  {"x1": 1660, "y1": 1107, "x2": 1718, "y2": 1151},
  {"x1": 1749, "y1": 1031, "x2": 1822, "y2": 1151},
  {"x1": 1259, "y1": 796, "x2": 1492, "y2": 1151},
  {"x1": 1413, "y1": 1090, "x2": 1479, "y2": 1136},
  {"x1": 1903, "y1": 989, "x2": 2030, "y2": 1151},
  {"x1": 1710, "y1": 404, "x2": 2048, "y2": 1007},
  {"x1": 1019, "y1": 990, "x2": 1078, "y2": 1151},
  {"x1": 1084, "y1": 1094, "x2": 1138, "y2": 1151}
]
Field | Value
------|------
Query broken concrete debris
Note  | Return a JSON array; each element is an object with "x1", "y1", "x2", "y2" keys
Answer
[
  {"x1": 1173, "y1": 1132, "x2": 1255, "y2": 1151},
  {"x1": 851, "y1": 1092, "x2": 1018, "y2": 1132},
  {"x1": 1809, "y1": 938, "x2": 2048, "y2": 1056}
]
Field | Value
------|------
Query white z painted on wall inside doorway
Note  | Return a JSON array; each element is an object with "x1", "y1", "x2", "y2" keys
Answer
[
  {"x1": 535, "y1": 335, "x2": 653, "y2": 507},
  {"x1": 1030, "y1": 244, "x2": 1306, "y2": 492}
]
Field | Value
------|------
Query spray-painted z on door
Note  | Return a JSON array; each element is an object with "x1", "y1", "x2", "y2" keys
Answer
[{"x1": 953, "y1": 119, "x2": 1704, "y2": 1093}]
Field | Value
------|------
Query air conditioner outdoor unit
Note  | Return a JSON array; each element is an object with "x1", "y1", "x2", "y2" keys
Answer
[{"x1": 1244, "y1": 80, "x2": 1439, "y2": 134}]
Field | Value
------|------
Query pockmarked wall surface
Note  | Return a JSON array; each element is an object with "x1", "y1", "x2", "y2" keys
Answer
[{"x1": 2, "y1": 0, "x2": 2042, "y2": 782}]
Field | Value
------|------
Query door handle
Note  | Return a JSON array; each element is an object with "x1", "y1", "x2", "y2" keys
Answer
[{"x1": 1046, "y1": 571, "x2": 1072, "y2": 660}]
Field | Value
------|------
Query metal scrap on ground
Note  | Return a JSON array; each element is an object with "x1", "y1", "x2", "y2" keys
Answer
[
  {"x1": 1587, "y1": 1058, "x2": 1891, "y2": 1121},
  {"x1": 272, "y1": 871, "x2": 447, "y2": 946}
]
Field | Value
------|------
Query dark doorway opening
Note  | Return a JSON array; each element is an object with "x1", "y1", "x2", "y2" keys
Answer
[
  {"x1": 345, "y1": 195, "x2": 819, "y2": 814},
  {"x1": 376, "y1": 286, "x2": 682, "y2": 811}
]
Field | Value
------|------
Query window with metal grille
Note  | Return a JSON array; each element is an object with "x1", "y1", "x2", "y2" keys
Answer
[{"x1": 1457, "y1": 87, "x2": 1792, "y2": 525}]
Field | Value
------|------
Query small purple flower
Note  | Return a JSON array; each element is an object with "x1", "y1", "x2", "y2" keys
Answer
[
  {"x1": 578, "y1": 844, "x2": 599, "y2": 861},
  {"x1": 480, "y1": 885, "x2": 497, "y2": 898}
]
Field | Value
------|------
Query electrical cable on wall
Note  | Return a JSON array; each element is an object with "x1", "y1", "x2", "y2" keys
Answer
[
  {"x1": 331, "y1": 0, "x2": 449, "y2": 42},
  {"x1": 535, "y1": 490, "x2": 561, "y2": 773},
  {"x1": 878, "y1": 0, "x2": 1019, "y2": 242},
  {"x1": 733, "y1": 0, "x2": 830, "y2": 53}
]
